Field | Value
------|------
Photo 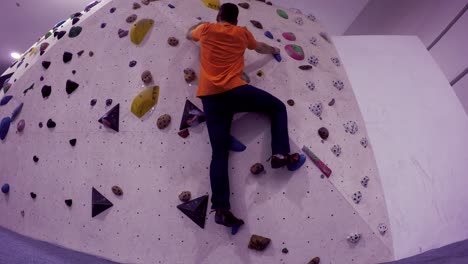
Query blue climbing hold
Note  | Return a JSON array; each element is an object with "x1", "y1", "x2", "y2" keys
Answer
[
  {"x1": 11, "y1": 103, "x2": 24, "y2": 122},
  {"x1": 54, "y1": 19, "x2": 66, "y2": 29},
  {"x1": 0, "y1": 95, "x2": 13, "y2": 106},
  {"x1": 264, "y1": 31, "x2": 274, "y2": 39},
  {"x1": 1, "y1": 184, "x2": 9, "y2": 194},
  {"x1": 0, "y1": 117, "x2": 11, "y2": 140},
  {"x1": 273, "y1": 53, "x2": 282, "y2": 62},
  {"x1": 229, "y1": 135, "x2": 246, "y2": 152},
  {"x1": 287, "y1": 154, "x2": 306, "y2": 171}
]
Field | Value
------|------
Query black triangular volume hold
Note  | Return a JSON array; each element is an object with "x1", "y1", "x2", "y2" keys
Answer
[
  {"x1": 91, "y1": 187, "x2": 113, "y2": 217},
  {"x1": 69, "y1": 138, "x2": 77, "y2": 146},
  {"x1": 98, "y1": 104, "x2": 119, "y2": 132},
  {"x1": 177, "y1": 195, "x2": 208, "y2": 229},
  {"x1": 66, "y1": 80, "x2": 79, "y2": 95},
  {"x1": 179, "y1": 100, "x2": 206, "y2": 131}
]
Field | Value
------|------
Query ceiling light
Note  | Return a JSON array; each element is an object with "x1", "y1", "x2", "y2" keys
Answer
[{"x1": 11, "y1": 52, "x2": 21, "y2": 59}]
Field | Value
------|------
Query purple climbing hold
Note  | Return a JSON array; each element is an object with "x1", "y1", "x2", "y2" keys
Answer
[
  {"x1": 282, "y1": 32, "x2": 296, "y2": 41},
  {"x1": 66, "y1": 80, "x2": 79, "y2": 95},
  {"x1": 129, "y1": 60, "x2": 137, "y2": 67},
  {"x1": 264, "y1": 31, "x2": 273, "y2": 39},
  {"x1": 69, "y1": 139, "x2": 77, "y2": 146},
  {"x1": 0, "y1": 117, "x2": 11, "y2": 140},
  {"x1": 38, "y1": 122, "x2": 43, "y2": 128},
  {"x1": 168, "y1": 3, "x2": 175, "y2": 8},
  {"x1": 0, "y1": 95, "x2": 13, "y2": 106},
  {"x1": 17, "y1": 119, "x2": 25, "y2": 132},
  {"x1": 41, "y1": 85, "x2": 52, "y2": 98},
  {"x1": 118, "y1": 29, "x2": 129, "y2": 38},
  {"x1": 101, "y1": 23, "x2": 107, "y2": 28},
  {"x1": 33, "y1": 155, "x2": 39, "y2": 162},
  {"x1": 77, "y1": 50, "x2": 85, "y2": 57},
  {"x1": 106, "y1": 99, "x2": 113, "y2": 106},
  {"x1": 84, "y1": 1, "x2": 100, "y2": 12},
  {"x1": 47, "y1": 119, "x2": 56, "y2": 128},
  {"x1": 40, "y1": 76, "x2": 44, "y2": 81},
  {"x1": 23, "y1": 83, "x2": 34, "y2": 95},
  {"x1": 238, "y1": 3, "x2": 250, "y2": 9},
  {"x1": 42, "y1": 61, "x2": 51, "y2": 69},
  {"x1": 72, "y1": 17, "x2": 80, "y2": 25},
  {"x1": 65, "y1": 199, "x2": 73, "y2": 207},
  {"x1": 11, "y1": 103, "x2": 23, "y2": 121},
  {"x1": 109, "y1": 7, "x2": 116, "y2": 13},
  {"x1": 250, "y1": 20, "x2": 263, "y2": 29},
  {"x1": 57, "y1": 31, "x2": 66, "y2": 40},
  {"x1": 90, "y1": 99, "x2": 97, "y2": 106},
  {"x1": 63, "y1": 52, "x2": 73, "y2": 63}
]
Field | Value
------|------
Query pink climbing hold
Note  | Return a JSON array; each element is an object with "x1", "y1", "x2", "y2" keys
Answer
[
  {"x1": 282, "y1": 32, "x2": 296, "y2": 41},
  {"x1": 285, "y1": 44, "x2": 305, "y2": 61}
]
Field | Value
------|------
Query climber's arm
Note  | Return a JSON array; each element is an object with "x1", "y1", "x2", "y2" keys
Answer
[
  {"x1": 255, "y1": 42, "x2": 280, "y2": 55},
  {"x1": 186, "y1": 22, "x2": 207, "y2": 41}
]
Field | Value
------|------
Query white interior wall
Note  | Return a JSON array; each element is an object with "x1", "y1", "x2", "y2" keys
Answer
[
  {"x1": 429, "y1": 12, "x2": 468, "y2": 82},
  {"x1": 344, "y1": 0, "x2": 467, "y2": 48},
  {"x1": 453, "y1": 75, "x2": 468, "y2": 116},
  {"x1": 274, "y1": 0, "x2": 369, "y2": 35},
  {"x1": 334, "y1": 35, "x2": 468, "y2": 260}
]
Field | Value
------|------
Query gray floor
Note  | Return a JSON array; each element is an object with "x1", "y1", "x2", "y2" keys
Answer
[
  {"x1": 0, "y1": 226, "x2": 119, "y2": 264},
  {"x1": 2, "y1": 225, "x2": 468, "y2": 264},
  {"x1": 382, "y1": 239, "x2": 468, "y2": 264}
]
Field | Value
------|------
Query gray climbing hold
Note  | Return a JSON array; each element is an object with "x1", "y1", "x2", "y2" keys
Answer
[
  {"x1": 17, "y1": 119, "x2": 25, "y2": 132},
  {"x1": 250, "y1": 163, "x2": 264, "y2": 175},
  {"x1": 167, "y1": 37, "x2": 179, "y2": 47},
  {"x1": 126, "y1": 14, "x2": 137, "y2": 23},
  {"x1": 250, "y1": 20, "x2": 263, "y2": 29},
  {"x1": 347, "y1": 233, "x2": 361, "y2": 243},
  {"x1": 118, "y1": 29, "x2": 129, "y2": 38},
  {"x1": 112, "y1": 186, "x2": 123, "y2": 196},
  {"x1": 299, "y1": 65, "x2": 313, "y2": 70},
  {"x1": 157, "y1": 114, "x2": 171, "y2": 129},
  {"x1": 178, "y1": 191, "x2": 191, "y2": 202},
  {"x1": 141, "y1": 70, "x2": 153, "y2": 85},
  {"x1": 133, "y1": 2, "x2": 141, "y2": 9},
  {"x1": 238, "y1": 3, "x2": 249, "y2": 9},
  {"x1": 287, "y1": 99, "x2": 295, "y2": 106},
  {"x1": 318, "y1": 127, "x2": 329, "y2": 140},
  {"x1": 248, "y1": 234, "x2": 271, "y2": 251}
]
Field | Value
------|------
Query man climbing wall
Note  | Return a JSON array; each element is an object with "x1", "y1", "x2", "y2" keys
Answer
[{"x1": 187, "y1": 3, "x2": 306, "y2": 234}]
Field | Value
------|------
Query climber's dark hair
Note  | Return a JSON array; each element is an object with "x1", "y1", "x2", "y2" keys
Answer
[{"x1": 217, "y1": 3, "x2": 239, "y2": 25}]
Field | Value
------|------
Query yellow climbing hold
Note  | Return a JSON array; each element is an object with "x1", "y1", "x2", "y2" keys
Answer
[
  {"x1": 131, "y1": 85, "x2": 160, "y2": 118},
  {"x1": 130, "y1": 19, "x2": 154, "y2": 45},
  {"x1": 29, "y1": 47, "x2": 36, "y2": 57},
  {"x1": 201, "y1": 0, "x2": 220, "y2": 10}
]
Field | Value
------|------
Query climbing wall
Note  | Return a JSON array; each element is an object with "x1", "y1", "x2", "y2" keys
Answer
[{"x1": 0, "y1": 0, "x2": 394, "y2": 263}]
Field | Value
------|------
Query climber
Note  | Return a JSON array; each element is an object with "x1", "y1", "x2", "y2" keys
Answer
[{"x1": 187, "y1": 3, "x2": 306, "y2": 230}]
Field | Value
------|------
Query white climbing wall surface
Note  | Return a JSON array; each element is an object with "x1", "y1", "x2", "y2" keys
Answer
[{"x1": 0, "y1": 0, "x2": 394, "y2": 263}]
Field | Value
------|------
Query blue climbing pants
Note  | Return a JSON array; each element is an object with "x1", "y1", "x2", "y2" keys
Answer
[{"x1": 200, "y1": 85, "x2": 291, "y2": 210}]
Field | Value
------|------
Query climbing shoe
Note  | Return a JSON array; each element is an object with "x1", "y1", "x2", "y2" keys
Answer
[
  {"x1": 214, "y1": 209, "x2": 245, "y2": 228},
  {"x1": 270, "y1": 153, "x2": 306, "y2": 171}
]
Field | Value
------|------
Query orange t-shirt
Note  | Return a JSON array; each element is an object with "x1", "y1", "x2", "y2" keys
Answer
[{"x1": 191, "y1": 22, "x2": 258, "y2": 97}]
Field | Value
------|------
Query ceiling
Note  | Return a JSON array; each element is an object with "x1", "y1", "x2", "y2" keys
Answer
[
  {"x1": 0, "y1": 0, "x2": 93, "y2": 73},
  {"x1": 0, "y1": 0, "x2": 369, "y2": 75}
]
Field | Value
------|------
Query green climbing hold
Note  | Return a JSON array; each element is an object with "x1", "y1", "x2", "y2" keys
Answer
[
  {"x1": 277, "y1": 9, "x2": 288, "y2": 19},
  {"x1": 69, "y1": 26, "x2": 82, "y2": 38}
]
